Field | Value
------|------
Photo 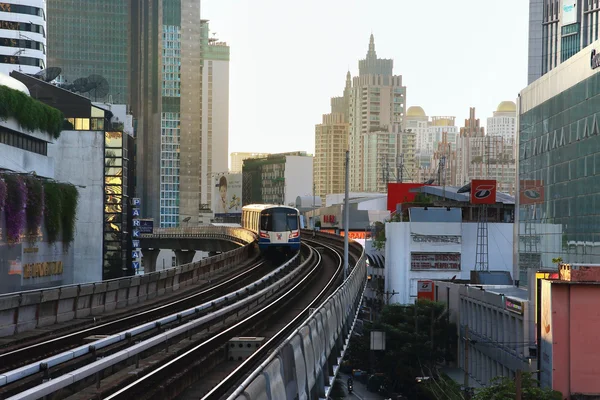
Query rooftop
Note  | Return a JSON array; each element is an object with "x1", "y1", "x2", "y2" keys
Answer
[{"x1": 411, "y1": 185, "x2": 515, "y2": 205}]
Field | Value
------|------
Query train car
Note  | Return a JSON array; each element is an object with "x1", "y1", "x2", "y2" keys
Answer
[{"x1": 241, "y1": 204, "x2": 301, "y2": 253}]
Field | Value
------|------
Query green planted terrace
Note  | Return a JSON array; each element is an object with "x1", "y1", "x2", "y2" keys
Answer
[{"x1": 0, "y1": 84, "x2": 64, "y2": 139}]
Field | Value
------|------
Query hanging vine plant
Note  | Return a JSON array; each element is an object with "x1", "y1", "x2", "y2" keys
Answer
[
  {"x1": 60, "y1": 183, "x2": 79, "y2": 246},
  {"x1": 4, "y1": 174, "x2": 27, "y2": 244},
  {"x1": 24, "y1": 176, "x2": 44, "y2": 240},
  {"x1": 43, "y1": 182, "x2": 62, "y2": 243},
  {"x1": 0, "y1": 176, "x2": 6, "y2": 212}
]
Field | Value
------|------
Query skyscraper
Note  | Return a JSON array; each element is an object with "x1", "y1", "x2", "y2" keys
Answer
[
  {"x1": 200, "y1": 20, "x2": 230, "y2": 210},
  {"x1": 0, "y1": 1, "x2": 46, "y2": 76},
  {"x1": 314, "y1": 73, "x2": 351, "y2": 200},
  {"x1": 47, "y1": 1, "x2": 129, "y2": 103},
  {"x1": 131, "y1": 2, "x2": 229, "y2": 227},
  {"x1": 528, "y1": 0, "x2": 597, "y2": 81},
  {"x1": 349, "y1": 34, "x2": 406, "y2": 192}
]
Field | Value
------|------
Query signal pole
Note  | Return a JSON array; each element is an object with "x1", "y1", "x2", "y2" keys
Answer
[{"x1": 344, "y1": 150, "x2": 350, "y2": 281}]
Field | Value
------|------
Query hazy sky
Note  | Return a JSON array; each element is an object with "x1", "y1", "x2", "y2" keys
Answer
[{"x1": 202, "y1": 0, "x2": 529, "y2": 155}]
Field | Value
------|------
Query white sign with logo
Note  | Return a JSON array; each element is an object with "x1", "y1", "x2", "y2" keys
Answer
[{"x1": 562, "y1": 0, "x2": 577, "y2": 26}]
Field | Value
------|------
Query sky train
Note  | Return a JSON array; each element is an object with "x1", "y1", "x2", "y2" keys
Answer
[{"x1": 241, "y1": 204, "x2": 301, "y2": 253}]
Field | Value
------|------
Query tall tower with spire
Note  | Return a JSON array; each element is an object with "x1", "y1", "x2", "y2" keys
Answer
[{"x1": 349, "y1": 34, "x2": 407, "y2": 192}]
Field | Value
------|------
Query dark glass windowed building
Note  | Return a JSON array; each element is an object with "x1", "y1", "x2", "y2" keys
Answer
[{"x1": 517, "y1": 40, "x2": 600, "y2": 285}]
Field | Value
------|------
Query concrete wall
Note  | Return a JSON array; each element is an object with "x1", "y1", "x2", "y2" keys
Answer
[
  {"x1": 284, "y1": 156, "x2": 313, "y2": 206},
  {"x1": 0, "y1": 243, "x2": 253, "y2": 337},
  {"x1": 385, "y1": 222, "x2": 514, "y2": 304},
  {"x1": 0, "y1": 118, "x2": 55, "y2": 178},
  {"x1": 48, "y1": 130, "x2": 104, "y2": 284}
]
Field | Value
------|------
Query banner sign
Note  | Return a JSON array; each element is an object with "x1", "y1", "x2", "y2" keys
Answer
[{"x1": 470, "y1": 179, "x2": 497, "y2": 205}]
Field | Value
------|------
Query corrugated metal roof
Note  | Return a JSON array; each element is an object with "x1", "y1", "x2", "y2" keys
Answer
[{"x1": 412, "y1": 185, "x2": 515, "y2": 205}]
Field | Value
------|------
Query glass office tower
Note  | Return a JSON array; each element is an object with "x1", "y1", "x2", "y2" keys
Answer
[
  {"x1": 47, "y1": 1, "x2": 129, "y2": 104},
  {"x1": 517, "y1": 41, "x2": 600, "y2": 284}
]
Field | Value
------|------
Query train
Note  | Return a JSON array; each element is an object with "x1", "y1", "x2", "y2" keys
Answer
[{"x1": 241, "y1": 204, "x2": 301, "y2": 253}]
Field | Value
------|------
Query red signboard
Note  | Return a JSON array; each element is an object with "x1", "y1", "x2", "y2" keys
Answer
[
  {"x1": 417, "y1": 280, "x2": 435, "y2": 301},
  {"x1": 519, "y1": 179, "x2": 544, "y2": 205},
  {"x1": 470, "y1": 179, "x2": 497, "y2": 205},
  {"x1": 387, "y1": 183, "x2": 428, "y2": 212}
]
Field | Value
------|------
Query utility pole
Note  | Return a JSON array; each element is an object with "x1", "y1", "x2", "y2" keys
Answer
[
  {"x1": 344, "y1": 150, "x2": 349, "y2": 281},
  {"x1": 312, "y1": 182, "x2": 316, "y2": 231},
  {"x1": 515, "y1": 369, "x2": 522, "y2": 400},
  {"x1": 464, "y1": 324, "x2": 470, "y2": 389}
]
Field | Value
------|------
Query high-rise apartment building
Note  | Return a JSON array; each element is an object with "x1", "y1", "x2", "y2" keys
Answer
[
  {"x1": 314, "y1": 74, "x2": 351, "y2": 200},
  {"x1": 406, "y1": 106, "x2": 430, "y2": 171},
  {"x1": 131, "y1": 3, "x2": 229, "y2": 227},
  {"x1": 200, "y1": 20, "x2": 230, "y2": 211},
  {"x1": 487, "y1": 101, "x2": 517, "y2": 140},
  {"x1": 0, "y1": 1, "x2": 46, "y2": 76},
  {"x1": 527, "y1": 0, "x2": 544, "y2": 83},
  {"x1": 529, "y1": 0, "x2": 598, "y2": 81},
  {"x1": 349, "y1": 34, "x2": 406, "y2": 193},
  {"x1": 47, "y1": 1, "x2": 128, "y2": 104},
  {"x1": 230, "y1": 152, "x2": 271, "y2": 173},
  {"x1": 456, "y1": 107, "x2": 516, "y2": 195}
]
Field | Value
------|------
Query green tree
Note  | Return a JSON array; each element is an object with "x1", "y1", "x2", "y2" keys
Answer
[
  {"x1": 472, "y1": 372, "x2": 562, "y2": 400},
  {"x1": 348, "y1": 301, "x2": 457, "y2": 396}
]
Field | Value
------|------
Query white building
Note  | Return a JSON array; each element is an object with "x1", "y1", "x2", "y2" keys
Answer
[
  {"x1": 0, "y1": 0, "x2": 46, "y2": 76},
  {"x1": 201, "y1": 21, "x2": 230, "y2": 207},
  {"x1": 0, "y1": 73, "x2": 105, "y2": 290},
  {"x1": 486, "y1": 101, "x2": 517, "y2": 140},
  {"x1": 384, "y1": 207, "x2": 514, "y2": 304}
]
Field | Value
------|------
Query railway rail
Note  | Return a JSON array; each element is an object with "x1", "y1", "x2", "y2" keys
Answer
[
  {"x1": 1, "y1": 246, "x2": 313, "y2": 400},
  {"x1": 0, "y1": 252, "x2": 301, "y2": 398}
]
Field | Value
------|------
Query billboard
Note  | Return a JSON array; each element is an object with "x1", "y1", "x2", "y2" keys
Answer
[
  {"x1": 387, "y1": 183, "x2": 428, "y2": 212},
  {"x1": 417, "y1": 280, "x2": 435, "y2": 301},
  {"x1": 520, "y1": 179, "x2": 544, "y2": 205},
  {"x1": 562, "y1": 0, "x2": 577, "y2": 26},
  {"x1": 213, "y1": 172, "x2": 242, "y2": 217},
  {"x1": 470, "y1": 179, "x2": 497, "y2": 205}
]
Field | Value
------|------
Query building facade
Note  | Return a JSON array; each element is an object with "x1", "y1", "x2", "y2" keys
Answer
[
  {"x1": 527, "y1": 0, "x2": 544, "y2": 84},
  {"x1": 349, "y1": 34, "x2": 406, "y2": 193},
  {"x1": 131, "y1": 3, "x2": 229, "y2": 227},
  {"x1": 314, "y1": 73, "x2": 351, "y2": 201},
  {"x1": 200, "y1": 20, "x2": 229, "y2": 210},
  {"x1": 242, "y1": 152, "x2": 313, "y2": 206},
  {"x1": 47, "y1": 0, "x2": 128, "y2": 103},
  {"x1": 230, "y1": 152, "x2": 270, "y2": 173},
  {"x1": 531, "y1": 0, "x2": 599, "y2": 78},
  {"x1": 13, "y1": 71, "x2": 137, "y2": 281},
  {"x1": 538, "y1": 268, "x2": 600, "y2": 397},
  {"x1": 517, "y1": 38, "x2": 600, "y2": 284},
  {"x1": 487, "y1": 101, "x2": 517, "y2": 140},
  {"x1": 0, "y1": 0, "x2": 46, "y2": 76},
  {"x1": 384, "y1": 208, "x2": 514, "y2": 305},
  {"x1": 435, "y1": 281, "x2": 534, "y2": 387}
]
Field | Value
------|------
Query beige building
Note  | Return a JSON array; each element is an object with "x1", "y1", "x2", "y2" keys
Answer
[
  {"x1": 456, "y1": 107, "x2": 517, "y2": 195},
  {"x1": 230, "y1": 152, "x2": 271, "y2": 173},
  {"x1": 349, "y1": 34, "x2": 406, "y2": 193},
  {"x1": 314, "y1": 74, "x2": 351, "y2": 201}
]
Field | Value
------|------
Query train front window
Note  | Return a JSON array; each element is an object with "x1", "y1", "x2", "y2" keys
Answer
[{"x1": 260, "y1": 208, "x2": 298, "y2": 232}]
